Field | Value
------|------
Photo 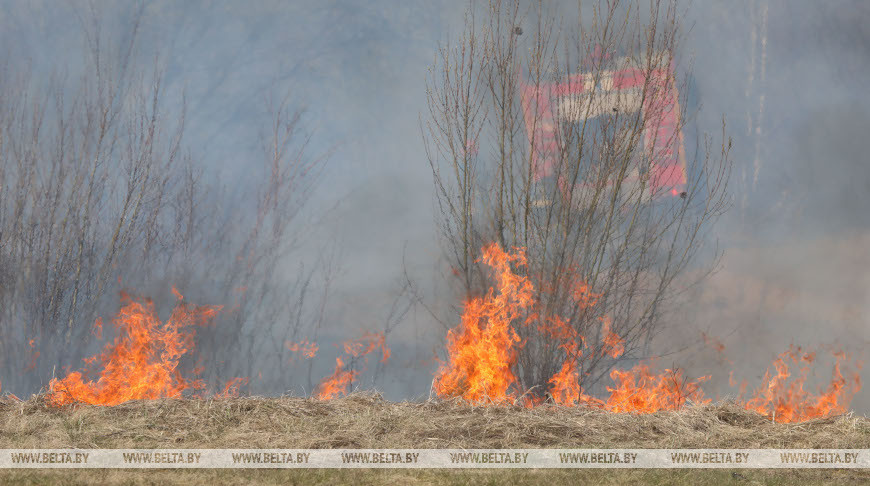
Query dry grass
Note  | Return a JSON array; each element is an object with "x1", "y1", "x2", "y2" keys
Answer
[
  {"x1": 1, "y1": 393, "x2": 868, "y2": 484},
  {"x1": 0, "y1": 392, "x2": 867, "y2": 450}
]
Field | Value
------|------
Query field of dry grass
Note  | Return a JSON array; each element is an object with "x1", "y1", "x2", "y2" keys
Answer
[
  {"x1": 0, "y1": 392, "x2": 868, "y2": 485},
  {"x1": 1, "y1": 392, "x2": 868, "y2": 449}
]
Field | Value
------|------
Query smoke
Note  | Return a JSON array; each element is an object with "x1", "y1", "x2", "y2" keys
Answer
[
  {"x1": 0, "y1": 0, "x2": 867, "y2": 410},
  {"x1": 658, "y1": 0, "x2": 870, "y2": 412}
]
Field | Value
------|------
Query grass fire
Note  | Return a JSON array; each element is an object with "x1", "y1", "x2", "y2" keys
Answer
[
  {"x1": 0, "y1": 243, "x2": 844, "y2": 428},
  {"x1": 1, "y1": 0, "x2": 868, "y2": 484},
  {"x1": 45, "y1": 288, "x2": 222, "y2": 407}
]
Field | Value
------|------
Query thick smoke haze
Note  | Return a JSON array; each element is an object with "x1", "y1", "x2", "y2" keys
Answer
[
  {"x1": 0, "y1": 0, "x2": 867, "y2": 410},
  {"x1": 665, "y1": 0, "x2": 870, "y2": 413}
]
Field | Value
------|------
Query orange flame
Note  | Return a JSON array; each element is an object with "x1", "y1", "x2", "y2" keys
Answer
[
  {"x1": 432, "y1": 243, "x2": 535, "y2": 403},
  {"x1": 46, "y1": 288, "x2": 221, "y2": 406},
  {"x1": 344, "y1": 332, "x2": 390, "y2": 363},
  {"x1": 605, "y1": 365, "x2": 710, "y2": 412},
  {"x1": 314, "y1": 332, "x2": 390, "y2": 399},
  {"x1": 217, "y1": 377, "x2": 249, "y2": 398},
  {"x1": 599, "y1": 316, "x2": 625, "y2": 359},
  {"x1": 548, "y1": 359, "x2": 604, "y2": 408},
  {"x1": 286, "y1": 339, "x2": 319, "y2": 359},
  {"x1": 435, "y1": 243, "x2": 711, "y2": 413},
  {"x1": 314, "y1": 357, "x2": 359, "y2": 400},
  {"x1": 741, "y1": 346, "x2": 861, "y2": 423}
]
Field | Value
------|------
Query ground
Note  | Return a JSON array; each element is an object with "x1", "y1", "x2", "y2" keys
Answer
[{"x1": 0, "y1": 393, "x2": 867, "y2": 485}]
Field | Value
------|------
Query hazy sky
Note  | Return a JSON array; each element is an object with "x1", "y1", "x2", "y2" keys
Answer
[{"x1": 2, "y1": 0, "x2": 868, "y2": 405}]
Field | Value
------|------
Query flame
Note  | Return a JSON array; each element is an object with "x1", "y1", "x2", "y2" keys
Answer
[
  {"x1": 549, "y1": 359, "x2": 711, "y2": 412},
  {"x1": 435, "y1": 243, "x2": 713, "y2": 413},
  {"x1": 540, "y1": 275, "x2": 600, "y2": 406},
  {"x1": 286, "y1": 339, "x2": 319, "y2": 359},
  {"x1": 605, "y1": 365, "x2": 710, "y2": 412},
  {"x1": 15, "y1": 242, "x2": 859, "y2": 423},
  {"x1": 315, "y1": 357, "x2": 359, "y2": 400},
  {"x1": 343, "y1": 332, "x2": 390, "y2": 363},
  {"x1": 46, "y1": 288, "x2": 221, "y2": 406},
  {"x1": 217, "y1": 377, "x2": 249, "y2": 398},
  {"x1": 741, "y1": 346, "x2": 861, "y2": 423},
  {"x1": 541, "y1": 314, "x2": 597, "y2": 407},
  {"x1": 314, "y1": 332, "x2": 390, "y2": 399},
  {"x1": 548, "y1": 359, "x2": 604, "y2": 408},
  {"x1": 434, "y1": 244, "x2": 863, "y2": 420},
  {"x1": 548, "y1": 359, "x2": 582, "y2": 405},
  {"x1": 599, "y1": 316, "x2": 625, "y2": 358},
  {"x1": 432, "y1": 243, "x2": 535, "y2": 403}
]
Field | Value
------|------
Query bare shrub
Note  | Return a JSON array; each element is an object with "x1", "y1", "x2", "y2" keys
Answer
[
  {"x1": 0, "y1": 7, "x2": 329, "y2": 395},
  {"x1": 423, "y1": 0, "x2": 731, "y2": 397}
]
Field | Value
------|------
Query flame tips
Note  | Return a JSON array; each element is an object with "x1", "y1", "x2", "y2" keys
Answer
[
  {"x1": 45, "y1": 288, "x2": 222, "y2": 407},
  {"x1": 286, "y1": 339, "x2": 319, "y2": 359},
  {"x1": 17, "y1": 245, "x2": 859, "y2": 424},
  {"x1": 217, "y1": 377, "x2": 249, "y2": 398},
  {"x1": 430, "y1": 242, "x2": 861, "y2": 421},
  {"x1": 313, "y1": 332, "x2": 390, "y2": 400},
  {"x1": 739, "y1": 345, "x2": 861, "y2": 423}
]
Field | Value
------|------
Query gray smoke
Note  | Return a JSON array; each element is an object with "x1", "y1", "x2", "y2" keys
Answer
[{"x1": 0, "y1": 0, "x2": 867, "y2": 411}]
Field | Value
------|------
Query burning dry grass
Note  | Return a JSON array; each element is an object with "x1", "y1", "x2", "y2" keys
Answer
[
  {"x1": 33, "y1": 244, "x2": 860, "y2": 425},
  {"x1": 0, "y1": 392, "x2": 867, "y2": 450}
]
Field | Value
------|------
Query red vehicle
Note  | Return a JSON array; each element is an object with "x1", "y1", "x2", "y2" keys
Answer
[{"x1": 519, "y1": 52, "x2": 687, "y2": 203}]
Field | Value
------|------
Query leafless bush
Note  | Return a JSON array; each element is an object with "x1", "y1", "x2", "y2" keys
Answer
[
  {"x1": 423, "y1": 0, "x2": 731, "y2": 397},
  {"x1": 0, "y1": 7, "x2": 330, "y2": 395}
]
